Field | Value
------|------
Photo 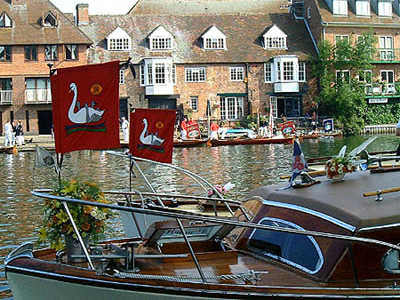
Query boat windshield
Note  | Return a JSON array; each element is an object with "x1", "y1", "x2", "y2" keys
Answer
[{"x1": 248, "y1": 217, "x2": 324, "y2": 274}]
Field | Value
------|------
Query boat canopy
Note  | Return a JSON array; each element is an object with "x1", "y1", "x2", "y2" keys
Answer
[{"x1": 248, "y1": 171, "x2": 400, "y2": 230}]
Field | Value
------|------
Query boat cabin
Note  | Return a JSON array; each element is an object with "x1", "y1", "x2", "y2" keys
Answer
[{"x1": 234, "y1": 171, "x2": 400, "y2": 283}]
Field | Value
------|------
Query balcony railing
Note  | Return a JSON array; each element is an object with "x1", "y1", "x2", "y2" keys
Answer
[
  {"x1": 372, "y1": 49, "x2": 400, "y2": 63},
  {"x1": 364, "y1": 82, "x2": 399, "y2": 96},
  {"x1": 0, "y1": 90, "x2": 12, "y2": 105},
  {"x1": 25, "y1": 89, "x2": 52, "y2": 104}
]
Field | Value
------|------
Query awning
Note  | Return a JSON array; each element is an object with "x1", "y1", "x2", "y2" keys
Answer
[{"x1": 217, "y1": 93, "x2": 247, "y2": 97}]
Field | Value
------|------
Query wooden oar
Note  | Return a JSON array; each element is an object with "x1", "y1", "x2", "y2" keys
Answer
[{"x1": 363, "y1": 187, "x2": 400, "y2": 197}]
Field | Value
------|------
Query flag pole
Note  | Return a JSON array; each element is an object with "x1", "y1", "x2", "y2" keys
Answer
[{"x1": 48, "y1": 63, "x2": 63, "y2": 187}]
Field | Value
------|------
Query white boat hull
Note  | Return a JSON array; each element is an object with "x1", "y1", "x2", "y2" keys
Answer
[{"x1": 6, "y1": 271, "x2": 227, "y2": 300}]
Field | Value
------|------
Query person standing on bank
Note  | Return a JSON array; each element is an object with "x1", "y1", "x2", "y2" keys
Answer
[
  {"x1": 4, "y1": 119, "x2": 13, "y2": 147},
  {"x1": 180, "y1": 116, "x2": 188, "y2": 140},
  {"x1": 15, "y1": 120, "x2": 24, "y2": 146},
  {"x1": 210, "y1": 122, "x2": 219, "y2": 140},
  {"x1": 121, "y1": 117, "x2": 129, "y2": 143}
]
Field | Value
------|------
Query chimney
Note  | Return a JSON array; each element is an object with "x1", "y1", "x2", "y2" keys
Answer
[{"x1": 76, "y1": 3, "x2": 89, "y2": 26}]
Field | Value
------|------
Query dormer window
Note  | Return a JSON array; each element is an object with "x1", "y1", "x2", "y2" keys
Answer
[
  {"x1": 263, "y1": 25, "x2": 287, "y2": 50},
  {"x1": 356, "y1": 0, "x2": 370, "y2": 16},
  {"x1": 202, "y1": 26, "x2": 227, "y2": 50},
  {"x1": 333, "y1": 0, "x2": 348, "y2": 15},
  {"x1": 0, "y1": 12, "x2": 12, "y2": 28},
  {"x1": 148, "y1": 26, "x2": 174, "y2": 50},
  {"x1": 42, "y1": 12, "x2": 57, "y2": 27},
  {"x1": 106, "y1": 27, "x2": 131, "y2": 51},
  {"x1": 378, "y1": 0, "x2": 392, "y2": 17}
]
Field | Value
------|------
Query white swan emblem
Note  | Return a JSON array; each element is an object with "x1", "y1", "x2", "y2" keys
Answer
[
  {"x1": 140, "y1": 118, "x2": 164, "y2": 146},
  {"x1": 68, "y1": 83, "x2": 105, "y2": 124}
]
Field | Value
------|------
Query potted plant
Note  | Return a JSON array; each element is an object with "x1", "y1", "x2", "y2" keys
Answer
[
  {"x1": 38, "y1": 179, "x2": 113, "y2": 252},
  {"x1": 325, "y1": 156, "x2": 356, "y2": 181}
]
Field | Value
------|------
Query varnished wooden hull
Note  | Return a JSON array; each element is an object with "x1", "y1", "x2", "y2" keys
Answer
[{"x1": 210, "y1": 137, "x2": 294, "y2": 147}]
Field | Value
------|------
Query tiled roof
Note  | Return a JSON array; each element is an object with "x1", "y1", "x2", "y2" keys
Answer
[
  {"x1": 129, "y1": 0, "x2": 291, "y2": 16},
  {"x1": 316, "y1": 0, "x2": 400, "y2": 26},
  {"x1": 81, "y1": 0, "x2": 316, "y2": 64},
  {"x1": 0, "y1": 0, "x2": 92, "y2": 45}
]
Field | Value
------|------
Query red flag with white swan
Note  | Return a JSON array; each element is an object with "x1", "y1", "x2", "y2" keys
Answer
[
  {"x1": 129, "y1": 108, "x2": 176, "y2": 163},
  {"x1": 50, "y1": 61, "x2": 120, "y2": 154}
]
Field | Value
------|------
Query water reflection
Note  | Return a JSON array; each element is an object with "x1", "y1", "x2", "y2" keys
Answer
[{"x1": 0, "y1": 135, "x2": 399, "y2": 290}]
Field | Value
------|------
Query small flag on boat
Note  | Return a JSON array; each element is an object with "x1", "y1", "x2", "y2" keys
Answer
[
  {"x1": 289, "y1": 139, "x2": 308, "y2": 186},
  {"x1": 50, "y1": 61, "x2": 121, "y2": 154},
  {"x1": 129, "y1": 108, "x2": 176, "y2": 163}
]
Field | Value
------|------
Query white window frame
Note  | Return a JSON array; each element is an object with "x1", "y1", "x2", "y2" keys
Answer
[
  {"x1": 150, "y1": 37, "x2": 172, "y2": 50},
  {"x1": 283, "y1": 61, "x2": 294, "y2": 81},
  {"x1": 299, "y1": 62, "x2": 306, "y2": 82},
  {"x1": 43, "y1": 12, "x2": 57, "y2": 27},
  {"x1": 356, "y1": 0, "x2": 370, "y2": 16},
  {"x1": 264, "y1": 63, "x2": 272, "y2": 83},
  {"x1": 119, "y1": 69, "x2": 125, "y2": 85},
  {"x1": 265, "y1": 37, "x2": 287, "y2": 49},
  {"x1": 270, "y1": 96, "x2": 278, "y2": 118},
  {"x1": 335, "y1": 35, "x2": 349, "y2": 44},
  {"x1": 204, "y1": 38, "x2": 225, "y2": 50},
  {"x1": 379, "y1": 36, "x2": 394, "y2": 60},
  {"x1": 333, "y1": 0, "x2": 348, "y2": 15},
  {"x1": 380, "y1": 70, "x2": 394, "y2": 83},
  {"x1": 359, "y1": 70, "x2": 372, "y2": 83},
  {"x1": 230, "y1": 67, "x2": 244, "y2": 81},
  {"x1": 44, "y1": 45, "x2": 57, "y2": 61},
  {"x1": 307, "y1": 7, "x2": 311, "y2": 19},
  {"x1": 378, "y1": 0, "x2": 392, "y2": 17},
  {"x1": 202, "y1": 26, "x2": 227, "y2": 50},
  {"x1": 336, "y1": 70, "x2": 350, "y2": 84},
  {"x1": 65, "y1": 44, "x2": 78, "y2": 60},
  {"x1": 220, "y1": 96, "x2": 244, "y2": 120},
  {"x1": 109, "y1": 38, "x2": 130, "y2": 51},
  {"x1": 0, "y1": 13, "x2": 12, "y2": 27},
  {"x1": 107, "y1": 27, "x2": 131, "y2": 51},
  {"x1": 190, "y1": 96, "x2": 198, "y2": 111},
  {"x1": 140, "y1": 63, "x2": 145, "y2": 86},
  {"x1": 185, "y1": 67, "x2": 206, "y2": 82},
  {"x1": 140, "y1": 58, "x2": 175, "y2": 86}
]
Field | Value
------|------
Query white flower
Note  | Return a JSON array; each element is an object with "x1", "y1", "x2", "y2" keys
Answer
[{"x1": 330, "y1": 167, "x2": 336, "y2": 172}]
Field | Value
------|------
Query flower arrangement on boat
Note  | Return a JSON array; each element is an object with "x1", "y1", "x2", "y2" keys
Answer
[
  {"x1": 38, "y1": 179, "x2": 113, "y2": 250},
  {"x1": 325, "y1": 156, "x2": 356, "y2": 179}
]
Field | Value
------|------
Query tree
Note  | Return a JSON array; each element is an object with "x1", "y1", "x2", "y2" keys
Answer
[{"x1": 310, "y1": 32, "x2": 376, "y2": 135}]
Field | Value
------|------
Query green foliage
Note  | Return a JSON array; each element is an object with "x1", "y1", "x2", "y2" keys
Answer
[
  {"x1": 38, "y1": 179, "x2": 113, "y2": 251},
  {"x1": 311, "y1": 32, "x2": 377, "y2": 135},
  {"x1": 364, "y1": 103, "x2": 400, "y2": 125},
  {"x1": 239, "y1": 114, "x2": 268, "y2": 129}
]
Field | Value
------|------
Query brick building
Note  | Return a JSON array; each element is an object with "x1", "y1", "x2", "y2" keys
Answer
[
  {"x1": 303, "y1": 0, "x2": 400, "y2": 106},
  {"x1": 77, "y1": 0, "x2": 317, "y2": 124},
  {"x1": 0, "y1": 0, "x2": 91, "y2": 135}
]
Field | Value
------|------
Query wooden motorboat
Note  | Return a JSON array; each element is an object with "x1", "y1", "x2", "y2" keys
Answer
[
  {"x1": 173, "y1": 139, "x2": 207, "y2": 148},
  {"x1": 210, "y1": 136, "x2": 294, "y2": 147},
  {"x1": 7, "y1": 157, "x2": 400, "y2": 299}
]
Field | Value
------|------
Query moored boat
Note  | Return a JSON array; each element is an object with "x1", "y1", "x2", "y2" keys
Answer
[
  {"x1": 173, "y1": 138, "x2": 207, "y2": 148},
  {"x1": 210, "y1": 136, "x2": 294, "y2": 147},
  {"x1": 7, "y1": 148, "x2": 400, "y2": 299}
]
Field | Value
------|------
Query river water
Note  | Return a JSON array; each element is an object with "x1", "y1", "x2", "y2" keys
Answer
[{"x1": 0, "y1": 135, "x2": 399, "y2": 298}]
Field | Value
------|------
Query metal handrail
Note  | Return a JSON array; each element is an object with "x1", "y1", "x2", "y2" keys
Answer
[
  {"x1": 32, "y1": 191, "x2": 400, "y2": 252},
  {"x1": 106, "y1": 151, "x2": 250, "y2": 220}
]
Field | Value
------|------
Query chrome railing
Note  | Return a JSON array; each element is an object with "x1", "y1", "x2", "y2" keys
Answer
[
  {"x1": 0, "y1": 90, "x2": 12, "y2": 105},
  {"x1": 25, "y1": 89, "x2": 52, "y2": 104}
]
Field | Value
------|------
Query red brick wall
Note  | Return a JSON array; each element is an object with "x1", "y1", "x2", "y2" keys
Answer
[{"x1": 0, "y1": 44, "x2": 88, "y2": 134}]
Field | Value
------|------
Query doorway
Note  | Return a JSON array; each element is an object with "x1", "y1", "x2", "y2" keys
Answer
[{"x1": 38, "y1": 110, "x2": 53, "y2": 134}]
